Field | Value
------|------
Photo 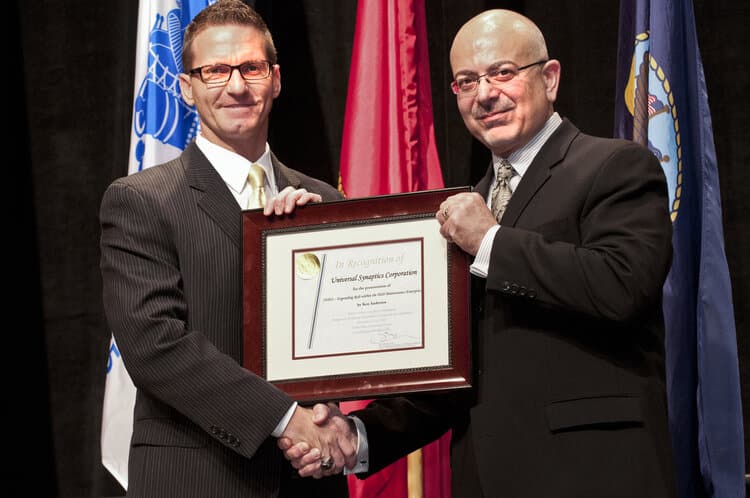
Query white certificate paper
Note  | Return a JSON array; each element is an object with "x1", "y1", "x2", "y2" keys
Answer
[{"x1": 294, "y1": 238, "x2": 424, "y2": 357}]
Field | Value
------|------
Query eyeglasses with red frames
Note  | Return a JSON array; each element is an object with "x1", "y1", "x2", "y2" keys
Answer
[
  {"x1": 188, "y1": 60, "x2": 272, "y2": 86},
  {"x1": 451, "y1": 59, "x2": 548, "y2": 95}
]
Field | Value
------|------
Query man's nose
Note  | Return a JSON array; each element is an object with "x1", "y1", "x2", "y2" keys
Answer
[
  {"x1": 225, "y1": 67, "x2": 247, "y2": 91},
  {"x1": 475, "y1": 77, "x2": 501, "y2": 101}
]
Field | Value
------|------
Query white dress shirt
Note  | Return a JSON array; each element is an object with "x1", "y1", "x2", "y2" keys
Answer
[
  {"x1": 196, "y1": 134, "x2": 279, "y2": 204},
  {"x1": 470, "y1": 112, "x2": 563, "y2": 277}
]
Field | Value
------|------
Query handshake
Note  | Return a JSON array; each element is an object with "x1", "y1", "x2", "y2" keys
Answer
[{"x1": 277, "y1": 402, "x2": 360, "y2": 478}]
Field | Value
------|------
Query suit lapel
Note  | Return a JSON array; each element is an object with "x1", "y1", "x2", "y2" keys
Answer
[
  {"x1": 270, "y1": 151, "x2": 302, "y2": 191},
  {"x1": 183, "y1": 142, "x2": 242, "y2": 248},
  {"x1": 501, "y1": 119, "x2": 580, "y2": 226},
  {"x1": 475, "y1": 163, "x2": 495, "y2": 199}
]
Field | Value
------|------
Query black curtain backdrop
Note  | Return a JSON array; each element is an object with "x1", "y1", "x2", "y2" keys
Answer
[{"x1": 17, "y1": 1, "x2": 748, "y2": 496}]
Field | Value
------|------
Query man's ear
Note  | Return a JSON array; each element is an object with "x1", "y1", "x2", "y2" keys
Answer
[
  {"x1": 179, "y1": 73, "x2": 195, "y2": 106},
  {"x1": 272, "y1": 64, "x2": 281, "y2": 99},
  {"x1": 542, "y1": 59, "x2": 561, "y2": 103}
]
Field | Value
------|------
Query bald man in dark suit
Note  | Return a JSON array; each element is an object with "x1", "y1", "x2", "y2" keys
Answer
[{"x1": 283, "y1": 9, "x2": 677, "y2": 498}]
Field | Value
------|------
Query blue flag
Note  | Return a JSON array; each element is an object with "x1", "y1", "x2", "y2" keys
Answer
[
  {"x1": 614, "y1": 1, "x2": 745, "y2": 497},
  {"x1": 102, "y1": 0, "x2": 212, "y2": 489}
]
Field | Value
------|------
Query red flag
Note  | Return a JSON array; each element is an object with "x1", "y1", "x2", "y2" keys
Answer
[
  {"x1": 338, "y1": 1, "x2": 450, "y2": 497},
  {"x1": 338, "y1": 0, "x2": 443, "y2": 197}
]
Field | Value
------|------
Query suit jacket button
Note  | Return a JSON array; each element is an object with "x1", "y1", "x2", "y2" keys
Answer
[
  {"x1": 528, "y1": 290, "x2": 537, "y2": 299},
  {"x1": 501, "y1": 281, "x2": 511, "y2": 291},
  {"x1": 510, "y1": 283, "x2": 519, "y2": 294}
]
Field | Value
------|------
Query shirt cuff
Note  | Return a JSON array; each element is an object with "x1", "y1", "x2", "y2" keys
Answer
[
  {"x1": 271, "y1": 401, "x2": 297, "y2": 437},
  {"x1": 469, "y1": 224, "x2": 500, "y2": 278},
  {"x1": 344, "y1": 415, "x2": 369, "y2": 474}
]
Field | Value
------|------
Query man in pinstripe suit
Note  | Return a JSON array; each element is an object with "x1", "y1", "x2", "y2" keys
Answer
[{"x1": 100, "y1": 1, "x2": 350, "y2": 496}]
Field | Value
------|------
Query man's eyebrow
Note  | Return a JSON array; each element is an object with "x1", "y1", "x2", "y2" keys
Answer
[{"x1": 454, "y1": 60, "x2": 514, "y2": 77}]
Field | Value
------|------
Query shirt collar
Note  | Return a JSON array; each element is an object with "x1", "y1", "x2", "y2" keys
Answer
[
  {"x1": 195, "y1": 135, "x2": 274, "y2": 194},
  {"x1": 492, "y1": 112, "x2": 563, "y2": 179}
]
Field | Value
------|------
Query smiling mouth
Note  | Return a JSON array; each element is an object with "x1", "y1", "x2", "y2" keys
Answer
[{"x1": 478, "y1": 110, "x2": 510, "y2": 126}]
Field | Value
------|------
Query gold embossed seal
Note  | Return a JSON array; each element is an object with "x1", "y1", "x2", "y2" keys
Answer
[{"x1": 295, "y1": 253, "x2": 321, "y2": 279}]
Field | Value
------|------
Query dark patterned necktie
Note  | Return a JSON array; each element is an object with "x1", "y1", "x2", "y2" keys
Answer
[
  {"x1": 247, "y1": 163, "x2": 267, "y2": 209},
  {"x1": 490, "y1": 159, "x2": 514, "y2": 221}
]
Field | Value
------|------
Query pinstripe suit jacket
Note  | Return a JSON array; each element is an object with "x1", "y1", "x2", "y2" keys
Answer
[{"x1": 100, "y1": 142, "x2": 347, "y2": 497}]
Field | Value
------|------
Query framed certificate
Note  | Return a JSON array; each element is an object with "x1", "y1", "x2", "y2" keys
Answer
[{"x1": 242, "y1": 187, "x2": 471, "y2": 402}]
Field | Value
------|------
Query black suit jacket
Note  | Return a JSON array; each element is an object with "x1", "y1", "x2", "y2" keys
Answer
[
  {"x1": 353, "y1": 119, "x2": 677, "y2": 498},
  {"x1": 100, "y1": 142, "x2": 348, "y2": 498}
]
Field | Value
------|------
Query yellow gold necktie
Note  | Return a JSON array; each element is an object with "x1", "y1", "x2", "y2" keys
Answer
[{"x1": 247, "y1": 164, "x2": 267, "y2": 209}]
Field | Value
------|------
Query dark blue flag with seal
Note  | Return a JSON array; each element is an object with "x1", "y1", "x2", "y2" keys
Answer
[{"x1": 614, "y1": 0, "x2": 745, "y2": 496}]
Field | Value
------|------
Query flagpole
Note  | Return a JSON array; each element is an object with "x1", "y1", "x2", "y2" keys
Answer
[{"x1": 406, "y1": 449, "x2": 423, "y2": 498}]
